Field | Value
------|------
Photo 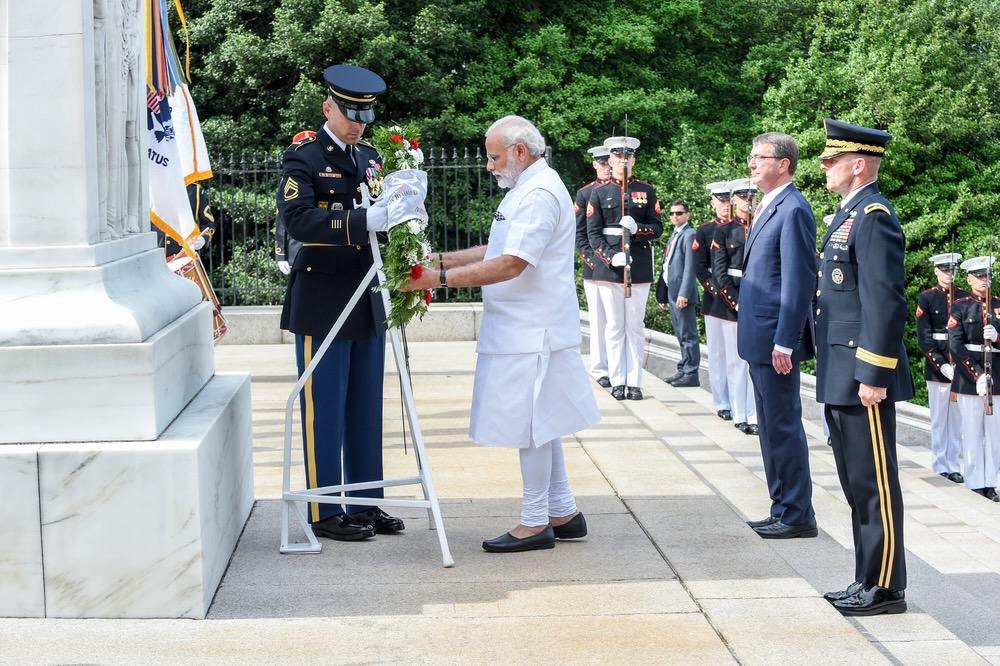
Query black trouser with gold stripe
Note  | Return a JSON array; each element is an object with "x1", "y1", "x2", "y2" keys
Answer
[{"x1": 825, "y1": 402, "x2": 906, "y2": 591}]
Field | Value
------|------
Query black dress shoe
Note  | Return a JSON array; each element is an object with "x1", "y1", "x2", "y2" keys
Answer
[
  {"x1": 311, "y1": 514, "x2": 376, "y2": 541},
  {"x1": 596, "y1": 376, "x2": 612, "y2": 388},
  {"x1": 832, "y1": 586, "x2": 906, "y2": 616},
  {"x1": 975, "y1": 487, "x2": 1000, "y2": 502},
  {"x1": 823, "y1": 580, "x2": 864, "y2": 603},
  {"x1": 744, "y1": 424, "x2": 759, "y2": 436},
  {"x1": 611, "y1": 385, "x2": 626, "y2": 400},
  {"x1": 626, "y1": 387, "x2": 643, "y2": 400},
  {"x1": 671, "y1": 374, "x2": 700, "y2": 387},
  {"x1": 551, "y1": 512, "x2": 587, "y2": 539},
  {"x1": 754, "y1": 518, "x2": 818, "y2": 539},
  {"x1": 746, "y1": 515, "x2": 778, "y2": 528},
  {"x1": 348, "y1": 507, "x2": 405, "y2": 534},
  {"x1": 717, "y1": 409, "x2": 733, "y2": 421},
  {"x1": 940, "y1": 471, "x2": 964, "y2": 484},
  {"x1": 665, "y1": 371, "x2": 684, "y2": 383},
  {"x1": 734, "y1": 421, "x2": 748, "y2": 431},
  {"x1": 482, "y1": 525, "x2": 556, "y2": 553}
]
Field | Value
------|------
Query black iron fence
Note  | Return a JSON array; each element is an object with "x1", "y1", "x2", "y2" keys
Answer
[{"x1": 201, "y1": 146, "x2": 551, "y2": 306}]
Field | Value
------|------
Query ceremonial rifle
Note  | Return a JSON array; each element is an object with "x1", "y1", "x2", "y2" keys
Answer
[
  {"x1": 620, "y1": 117, "x2": 633, "y2": 298},
  {"x1": 985, "y1": 238, "x2": 994, "y2": 416},
  {"x1": 950, "y1": 233, "x2": 958, "y2": 403}
]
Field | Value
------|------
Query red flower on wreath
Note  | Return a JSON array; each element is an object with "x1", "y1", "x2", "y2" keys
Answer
[
  {"x1": 391, "y1": 134, "x2": 404, "y2": 144},
  {"x1": 424, "y1": 289, "x2": 433, "y2": 305},
  {"x1": 410, "y1": 265, "x2": 424, "y2": 280},
  {"x1": 411, "y1": 138, "x2": 421, "y2": 150}
]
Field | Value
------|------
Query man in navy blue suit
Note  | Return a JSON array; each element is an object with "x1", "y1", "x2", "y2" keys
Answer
[{"x1": 737, "y1": 132, "x2": 818, "y2": 539}]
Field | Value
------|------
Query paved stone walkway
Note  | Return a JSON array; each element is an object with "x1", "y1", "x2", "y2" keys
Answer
[{"x1": 4, "y1": 341, "x2": 1000, "y2": 664}]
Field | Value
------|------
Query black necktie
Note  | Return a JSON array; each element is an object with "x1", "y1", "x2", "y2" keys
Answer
[{"x1": 345, "y1": 144, "x2": 356, "y2": 168}]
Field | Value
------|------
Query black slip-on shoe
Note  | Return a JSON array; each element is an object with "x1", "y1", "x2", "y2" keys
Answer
[
  {"x1": 596, "y1": 376, "x2": 612, "y2": 388},
  {"x1": 717, "y1": 409, "x2": 733, "y2": 421},
  {"x1": 671, "y1": 374, "x2": 700, "y2": 387},
  {"x1": 482, "y1": 526, "x2": 556, "y2": 553},
  {"x1": 946, "y1": 472, "x2": 965, "y2": 484},
  {"x1": 746, "y1": 515, "x2": 778, "y2": 528},
  {"x1": 823, "y1": 580, "x2": 864, "y2": 603},
  {"x1": 551, "y1": 512, "x2": 588, "y2": 539},
  {"x1": 626, "y1": 387, "x2": 643, "y2": 400},
  {"x1": 611, "y1": 385, "x2": 627, "y2": 400}
]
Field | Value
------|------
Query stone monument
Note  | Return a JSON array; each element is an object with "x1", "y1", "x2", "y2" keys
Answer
[{"x1": 0, "y1": 2, "x2": 254, "y2": 618}]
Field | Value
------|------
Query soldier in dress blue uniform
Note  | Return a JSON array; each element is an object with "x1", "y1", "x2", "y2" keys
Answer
[
  {"x1": 815, "y1": 118, "x2": 913, "y2": 615},
  {"x1": 277, "y1": 64, "x2": 407, "y2": 541},
  {"x1": 948, "y1": 256, "x2": 1000, "y2": 502},
  {"x1": 695, "y1": 182, "x2": 732, "y2": 407},
  {"x1": 576, "y1": 145, "x2": 612, "y2": 388},
  {"x1": 710, "y1": 179, "x2": 758, "y2": 435},
  {"x1": 586, "y1": 136, "x2": 663, "y2": 400},
  {"x1": 917, "y1": 253, "x2": 968, "y2": 484}
]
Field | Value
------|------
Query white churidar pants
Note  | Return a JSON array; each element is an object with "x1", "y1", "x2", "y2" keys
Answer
[
  {"x1": 957, "y1": 394, "x2": 1000, "y2": 490},
  {"x1": 928, "y1": 381, "x2": 963, "y2": 475},
  {"x1": 583, "y1": 279, "x2": 608, "y2": 379},
  {"x1": 595, "y1": 281, "x2": 651, "y2": 387},
  {"x1": 704, "y1": 315, "x2": 731, "y2": 412},
  {"x1": 719, "y1": 319, "x2": 756, "y2": 424},
  {"x1": 519, "y1": 437, "x2": 576, "y2": 526}
]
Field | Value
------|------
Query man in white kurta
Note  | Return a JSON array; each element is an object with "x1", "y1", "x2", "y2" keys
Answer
[{"x1": 403, "y1": 115, "x2": 601, "y2": 552}]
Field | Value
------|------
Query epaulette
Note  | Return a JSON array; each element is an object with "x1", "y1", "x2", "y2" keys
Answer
[
  {"x1": 864, "y1": 202, "x2": 891, "y2": 216},
  {"x1": 633, "y1": 178, "x2": 650, "y2": 185},
  {"x1": 289, "y1": 130, "x2": 316, "y2": 150},
  {"x1": 356, "y1": 138, "x2": 376, "y2": 150}
]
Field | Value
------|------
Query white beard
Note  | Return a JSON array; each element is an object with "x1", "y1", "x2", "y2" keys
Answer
[{"x1": 494, "y1": 162, "x2": 524, "y2": 190}]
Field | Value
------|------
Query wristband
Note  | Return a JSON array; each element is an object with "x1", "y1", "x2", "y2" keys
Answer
[{"x1": 439, "y1": 268, "x2": 447, "y2": 288}]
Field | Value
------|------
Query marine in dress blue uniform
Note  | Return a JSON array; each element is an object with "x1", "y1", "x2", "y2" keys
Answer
[
  {"x1": 948, "y1": 257, "x2": 1000, "y2": 501},
  {"x1": 277, "y1": 64, "x2": 404, "y2": 541},
  {"x1": 576, "y1": 145, "x2": 612, "y2": 386},
  {"x1": 916, "y1": 253, "x2": 968, "y2": 483},
  {"x1": 815, "y1": 118, "x2": 913, "y2": 615}
]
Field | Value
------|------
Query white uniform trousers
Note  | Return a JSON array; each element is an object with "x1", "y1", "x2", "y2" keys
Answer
[
  {"x1": 596, "y1": 281, "x2": 651, "y2": 387},
  {"x1": 583, "y1": 279, "x2": 609, "y2": 379},
  {"x1": 957, "y1": 394, "x2": 1000, "y2": 490},
  {"x1": 704, "y1": 316, "x2": 731, "y2": 412},
  {"x1": 719, "y1": 319, "x2": 756, "y2": 424},
  {"x1": 519, "y1": 437, "x2": 576, "y2": 526},
  {"x1": 928, "y1": 381, "x2": 963, "y2": 475}
]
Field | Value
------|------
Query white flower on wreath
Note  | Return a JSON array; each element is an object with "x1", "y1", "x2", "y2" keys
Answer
[{"x1": 406, "y1": 218, "x2": 426, "y2": 234}]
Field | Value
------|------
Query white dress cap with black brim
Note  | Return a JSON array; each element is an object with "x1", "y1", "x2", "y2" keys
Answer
[
  {"x1": 587, "y1": 145, "x2": 610, "y2": 159},
  {"x1": 929, "y1": 252, "x2": 963, "y2": 270},
  {"x1": 706, "y1": 181, "x2": 730, "y2": 197},
  {"x1": 727, "y1": 178, "x2": 757, "y2": 196},
  {"x1": 603, "y1": 136, "x2": 640, "y2": 154},
  {"x1": 323, "y1": 64, "x2": 387, "y2": 124},
  {"x1": 960, "y1": 255, "x2": 995, "y2": 277}
]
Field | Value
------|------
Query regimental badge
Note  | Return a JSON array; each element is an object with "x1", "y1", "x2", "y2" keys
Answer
[
  {"x1": 283, "y1": 177, "x2": 299, "y2": 201},
  {"x1": 915, "y1": 305, "x2": 924, "y2": 318},
  {"x1": 831, "y1": 268, "x2": 845, "y2": 285},
  {"x1": 947, "y1": 316, "x2": 958, "y2": 328},
  {"x1": 586, "y1": 202, "x2": 595, "y2": 218}
]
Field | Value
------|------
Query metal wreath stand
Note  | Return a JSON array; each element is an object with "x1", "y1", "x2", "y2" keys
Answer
[{"x1": 279, "y1": 226, "x2": 454, "y2": 568}]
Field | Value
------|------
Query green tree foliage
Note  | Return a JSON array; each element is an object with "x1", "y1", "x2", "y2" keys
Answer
[{"x1": 182, "y1": 0, "x2": 1000, "y2": 404}]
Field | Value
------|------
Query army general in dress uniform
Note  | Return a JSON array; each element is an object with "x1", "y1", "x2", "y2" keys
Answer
[
  {"x1": 815, "y1": 118, "x2": 913, "y2": 616},
  {"x1": 277, "y1": 64, "x2": 408, "y2": 542},
  {"x1": 586, "y1": 136, "x2": 663, "y2": 401}
]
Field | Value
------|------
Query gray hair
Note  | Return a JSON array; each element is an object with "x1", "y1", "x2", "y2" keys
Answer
[
  {"x1": 753, "y1": 132, "x2": 800, "y2": 175},
  {"x1": 486, "y1": 115, "x2": 546, "y2": 156}
]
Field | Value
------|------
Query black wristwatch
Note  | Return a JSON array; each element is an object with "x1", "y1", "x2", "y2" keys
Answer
[{"x1": 439, "y1": 268, "x2": 447, "y2": 288}]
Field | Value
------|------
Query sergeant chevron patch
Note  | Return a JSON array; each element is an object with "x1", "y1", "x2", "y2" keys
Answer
[{"x1": 283, "y1": 177, "x2": 299, "y2": 201}]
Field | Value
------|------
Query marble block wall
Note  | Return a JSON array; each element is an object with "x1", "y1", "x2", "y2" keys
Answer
[{"x1": 0, "y1": 373, "x2": 254, "y2": 619}]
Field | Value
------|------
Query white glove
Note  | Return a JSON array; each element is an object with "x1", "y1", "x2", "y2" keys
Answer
[
  {"x1": 277, "y1": 260, "x2": 291, "y2": 276},
  {"x1": 976, "y1": 373, "x2": 991, "y2": 397},
  {"x1": 619, "y1": 215, "x2": 638, "y2": 234},
  {"x1": 984, "y1": 324, "x2": 998, "y2": 342},
  {"x1": 192, "y1": 235, "x2": 206, "y2": 251},
  {"x1": 365, "y1": 196, "x2": 399, "y2": 232},
  {"x1": 941, "y1": 363, "x2": 955, "y2": 381},
  {"x1": 611, "y1": 252, "x2": 631, "y2": 267}
]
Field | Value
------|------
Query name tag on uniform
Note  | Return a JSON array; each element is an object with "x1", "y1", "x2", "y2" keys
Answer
[{"x1": 318, "y1": 171, "x2": 342, "y2": 178}]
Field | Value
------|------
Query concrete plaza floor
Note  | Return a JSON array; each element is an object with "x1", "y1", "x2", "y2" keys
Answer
[{"x1": 4, "y1": 341, "x2": 1000, "y2": 664}]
